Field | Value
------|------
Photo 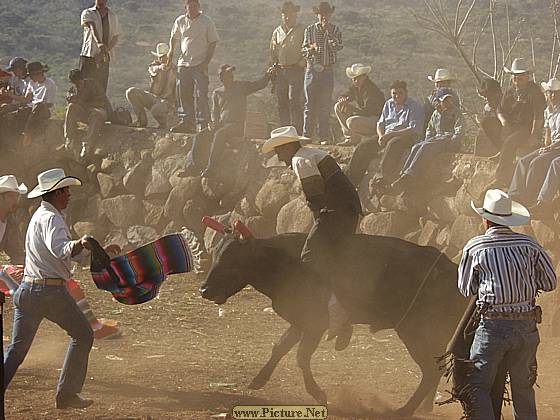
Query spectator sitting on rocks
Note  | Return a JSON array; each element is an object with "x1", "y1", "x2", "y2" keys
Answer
[
  {"x1": 390, "y1": 93, "x2": 464, "y2": 194},
  {"x1": 0, "y1": 57, "x2": 29, "y2": 111},
  {"x1": 530, "y1": 155, "x2": 560, "y2": 219},
  {"x1": 476, "y1": 77, "x2": 503, "y2": 155},
  {"x1": 180, "y1": 64, "x2": 272, "y2": 178},
  {"x1": 493, "y1": 58, "x2": 546, "y2": 186},
  {"x1": 424, "y1": 68, "x2": 460, "y2": 132},
  {"x1": 509, "y1": 78, "x2": 560, "y2": 207},
  {"x1": 334, "y1": 63, "x2": 384, "y2": 146},
  {"x1": 126, "y1": 43, "x2": 176, "y2": 129},
  {"x1": 346, "y1": 79, "x2": 424, "y2": 189},
  {"x1": 62, "y1": 69, "x2": 111, "y2": 160}
]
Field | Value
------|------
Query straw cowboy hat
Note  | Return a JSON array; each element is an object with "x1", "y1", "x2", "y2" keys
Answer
[
  {"x1": 541, "y1": 78, "x2": 560, "y2": 92},
  {"x1": 346, "y1": 63, "x2": 372, "y2": 79},
  {"x1": 313, "y1": 2, "x2": 335, "y2": 14},
  {"x1": 471, "y1": 189, "x2": 530, "y2": 226},
  {"x1": 262, "y1": 126, "x2": 309, "y2": 154},
  {"x1": 151, "y1": 43, "x2": 170, "y2": 58},
  {"x1": 28, "y1": 168, "x2": 82, "y2": 199},
  {"x1": 504, "y1": 58, "x2": 533, "y2": 74},
  {"x1": 0, "y1": 175, "x2": 27, "y2": 195},
  {"x1": 281, "y1": 1, "x2": 300, "y2": 13},
  {"x1": 428, "y1": 68, "x2": 454, "y2": 82}
]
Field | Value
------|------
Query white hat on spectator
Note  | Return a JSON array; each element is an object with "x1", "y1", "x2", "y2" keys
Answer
[
  {"x1": 262, "y1": 126, "x2": 308, "y2": 154},
  {"x1": 151, "y1": 43, "x2": 170, "y2": 58},
  {"x1": 0, "y1": 175, "x2": 27, "y2": 195},
  {"x1": 428, "y1": 68, "x2": 455, "y2": 82},
  {"x1": 504, "y1": 58, "x2": 533, "y2": 74},
  {"x1": 346, "y1": 63, "x2": 372, "y2": 79},
  {"x1": 28, "y1": 168, "x2": 82, "y2": 199},
  {"x1": 541, "y1": 78, "x2": 560, "y2": 91}
]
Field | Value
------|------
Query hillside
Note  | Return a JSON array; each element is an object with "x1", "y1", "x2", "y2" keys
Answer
[{"x1": 1, "y1": 0, "x2": 557, "y2": 122}]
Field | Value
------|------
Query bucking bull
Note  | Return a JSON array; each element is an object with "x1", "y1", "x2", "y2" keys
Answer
[{"x1": 199, "y1": 217, "x2": 469, "y2": 416}]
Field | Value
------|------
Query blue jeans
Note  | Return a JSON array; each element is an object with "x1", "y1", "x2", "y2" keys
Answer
[
  {"x1": 401, "y1": 136, "x2": 455, "y2": 178},
  {"x1": 303, "y1": 66, "x2": 334, "y2": 142},
  {"x1": 538, "y1": 156, "x2": 560, "y2": 203},
  {"x1": 469, "y1": 319, "x2": 539, "y2": 420},
  {"x1": 176, "y1": 65, "x2": 210, "y2": 126},
  {"x1": 4, "y1": 282, "x2": 94, "y2": 395},
  {"x1": 276, "y1": 66, "x2": 305, "y2": 134}
]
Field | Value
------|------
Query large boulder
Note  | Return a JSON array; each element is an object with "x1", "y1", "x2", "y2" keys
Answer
[
  {"x1": 102, "y1": 195, "x2": 142, "y2": 227},
  {"x1": 246, "y1": 215, "x2": 276, "y2": 238},
  {"x1": 427, "y1": 196, "x2": 458, "y2": 224},
  {"x1": 449, "y1": 215, "x2": 482, "y2": 249},
  {"x1": 73, "y1": 221, "x2": 96, "y2": 238},
  {"x1": 97, "y1": 173, "x2": 120, "y2": 198},
  {"x1": 153, "y1": 154, "x2": 185, "y2": 179},
  {"x1": 104, "y1": 230, "x2": 129, "y2": 250},
  {"x1": 123, "y1": 157, "x2": 152, "y2": 196},
  {"x1": 255, "y1": 180, "x2": 291, "y2": 218},
  {"x1": 127, "y1": 225, "x2": 158, "y2": 246},
  {"x1": 183, "y1": 199, "x2": 207, "y2": 235},
  {"x1": 164, "y1": 186, "x2": 191, "y2": 221},
  {"x1": 145, "y1": 168, "x2": 172, "y2": 197},
  {"x1": 360, "y1": 211, "x2": 417, "y2": 238},
  {"x1": 531, "y1": 220, "x2": 558, "y2": 248},
  {"x1": 276, "y1": 198, "x2": 314, "y2": 234},
  {"x1": 418, "y1": 220, "x2": 439, "y2": 246},
  {"x1": 169, "y1": 175, "x2": 201, "y2": 200},
  {"x1": 143, "y1": 200, "x2": 165, "y2": 226}
]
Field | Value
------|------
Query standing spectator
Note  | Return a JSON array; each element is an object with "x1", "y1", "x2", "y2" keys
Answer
[
  {"x1": 126, "y1": 43, "x2": 176, "y2": 129},
  {"x1": 334, "y1": 63, "x2": 384, "y2": 146},
  {"x1": 476, "y1": 78, "x2": 503, "y2": 155},
  {"x1": 63, "y1": 69, "x2": 112, "y2": 160},
  {"x1": 167, "y1": 0, "x2": 219, "y2": 134},
  {"x1": 494, "y1": 58, "x2": 546, "y2": 185},
  {"x1": 270, "y1": 1, "x2": 306, "y2": 134},
  {"x1": 302, "y1": 2, "x2": 343, "y2": 144},
  {"x1": 80, "y1": 0, "x2": 121, "y2": 93},
  {"x1": 458, "y1": 189, "x2": 556, "y2": 419}
]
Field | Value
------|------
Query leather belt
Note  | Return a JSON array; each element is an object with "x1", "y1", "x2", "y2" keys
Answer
[
  {"x1": 483, "y1": 309, "x2": 539, "y2": 321},
  {"x1": 24, "y1": 278, "x2": 66, "y2": 287}
]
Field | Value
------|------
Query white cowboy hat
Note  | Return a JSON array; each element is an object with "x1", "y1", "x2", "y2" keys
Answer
[
  {"x1": 504, "y1": 58, "x2": 533, "y2": 74},
  {"x1": 471, "y1": 189, "x2": 530, "y2": 226},
  {"x1": 151, "y1": 43, "x2": 170, "y2": 58},
  {"x1": 262, "y1": 126, "x2": 309, "y2": 154},
  {"x1": 0, "y1": 175, "x2": 27, "y2": 195},
  {"x1": 27, "y1": 168, "x2": 82, "y2": 199},
  {"x1": 428, "y1": 68, "x2": 455, "y2": 82},
  {"x1": 541, "y1": 78, "x2": 560, "y2": 91},
  {"x1": 346, "y1": 63, "x2": 372, "y2": 79}
]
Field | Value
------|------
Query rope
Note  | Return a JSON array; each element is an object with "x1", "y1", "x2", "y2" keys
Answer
[{"x1": 394, "y1": 252, "x2": 444, "y2": 331}]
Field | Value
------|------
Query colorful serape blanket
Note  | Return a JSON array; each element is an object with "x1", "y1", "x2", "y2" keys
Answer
[{"x1": 90, "y1": 233, "x2": 195, "y2": 305}]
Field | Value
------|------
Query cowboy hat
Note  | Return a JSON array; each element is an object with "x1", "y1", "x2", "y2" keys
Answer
[
  {"x1": 28, "y1": 168, "x2": 82, "y2": 199},
  {"x1": 541, "y1": 78, "x2": 560, "y2": 92},
  {"x1": 0, "y1": 175, "x2": 27, "y2": 195},
  {"x1": 313, "y1": 2, "x2": 335, "y2": 14},
  {"x1": 504, "y1": 58, "x2": 533, "y2": 74},
  {"x1": 262, "y1": 126, "x2": 309, "y2": 154},
  {"x1": 151, "y1": 43, "x2": 170, "y2": 58},
  {"x1": 6, "y1": 57, "x2": 27, "y2": 72},
  {"x1": 219, "y1": 64, "x2": 236, "y2": 78},
  {"x1": 471, "y1": 189, "x2": 529, "y2": 226},
  {"x1": 281, "y1": 1, "x2": 300, "y2": 13},
  {"x1": 26, "y1": 61, "x2": 49, "y2": 75},
  {"x1": 428, "y1": 68, "x2": 454, "y2": 82},
  {"x1": 346, "y1": 63, "x2": 372, "y2": 79}
]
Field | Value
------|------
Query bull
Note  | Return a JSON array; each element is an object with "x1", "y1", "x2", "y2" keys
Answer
[{"x1": 200, "y1": 218, "x2": 468, "y2": 416}]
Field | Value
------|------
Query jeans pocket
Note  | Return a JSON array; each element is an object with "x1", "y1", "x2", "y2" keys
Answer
[{"x1": 13, "y1": 286, "x2": 25, "y2": 309}]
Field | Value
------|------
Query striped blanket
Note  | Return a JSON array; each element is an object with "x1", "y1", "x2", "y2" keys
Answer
[{"x1": 90, "y1": 233, "x2": 196, "y2": 305}]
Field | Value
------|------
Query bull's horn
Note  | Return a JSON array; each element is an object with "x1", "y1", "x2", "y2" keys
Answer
[
  {"x1": 233, "y1": 220, "x2": 254, "y2": 239},
  {"x1": 202, "y1": 216, "x2": 227, "y2": 233}
]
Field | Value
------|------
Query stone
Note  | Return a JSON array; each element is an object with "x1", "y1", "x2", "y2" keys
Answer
[
  {"x1": 436, "y1": 226, "x2": 451, "y2": 248},
  {"x1": 183, "y1": 199, "x2": 207, "y2": 235},
  {"x1": 143, "y1": 200, "x2": 164, "y2": 226},
  {"x1": 380, "y1": 194, "x2": 409, "y2": 212},
  {"x1": 123, "y1": 158, "x2": 152, "y2": 196},
  {"x1": 360, "y1": 211, "x2": 417, "y2": 238},
  {"x1": 153, "y1": 137, "x2": 177, "y2": 160},
  {"x1": 236, "y1": 197, "x2": 259, "y2": 217},
  {"x1": 255, "y1": 180, "x2": 291, "y2": 218},
  {"x1": 101, "y1": 158, "x2": 119, "y2": 172},
  {"x1": 97, "y1": 173, "x2": 120, "y2": 198},
  {"x1": 104, "y1": 230, "x2": 129, "y2": 250},
  {"x1": 153, "y1": 154, "x2": 185, "y2": 179},
  {"x1": 404, "y1": 229, "x2": 422, "y2": 243},
  {"x1": 427, "y1": 196, "x2": 458, "y2": 224},
  {"x1": 246, "y1": 215, "x2": 276, "y2": 238},
  {"x1": 454, "y1": 183, "x2": 475, "y2": 216},
  {"x1": 87, "y1": 193, "x2": 103, "y2": 220},
  {"x1": 169, "y1": 175, "x2": 201, "y2": 200},
  {"x1": 449, "y1": 215, "x2": 482, "y2": 249},
  {"x1": 73, "y1": 221, "x2": 96, "y2": 238},
  {"x1": 102, "y1": 195, "x2": 142, "y2": 227},
  {"x1": 164, "y1": 186, "x2": 190, "y2": 221},
  {"x1": 466, "y1": 160, "x2": 497, "y2": 200},
  {"x1": 418, "y1": 220, "x2": 439, "y2": 246},
  {"x1": 276, "y1": 198, "x2": 314, "y2": 234},
  {"x1": 530, "y1": 220, "x2": 558, "y2": 248},
  {"x1": 127, "y1": 225, "x2": 158, "y2": 246},
  {"x1": 145, "y1": 168, "x2": 172, "y2": 197},
  {"x1": 203, "y1": 213, "x2": 232, "y2": 253}
]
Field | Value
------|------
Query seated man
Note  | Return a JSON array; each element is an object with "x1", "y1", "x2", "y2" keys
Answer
[
  {"x1": 494, "y1": 58, "x2": 546, "y2": 185},
  {"x1": 334, "y1": 63, "x2": 384, "y2": 146},
  {"x1": 475, "y1": 78, "x2": 503, "y2": 155},
  {"x1": 425, "y1": 68, "x2": 460, "y2": 131},
  {"x1": 391, "y1": 93, "x2": 464, "y2": 193},
  {"x1": 509, "y1": 78, "x2": 560, "y2": 206},
  {"x1": 346, "y1": 80, "x2": 424, "y2": 188},
  {"x1": 126, "y1": 43, "x2": 176, "y2": 129},
  {"x1": 531, "y1": 156, "x2": 560, "y2": 219},
  {"x1": 183, "y1": 64, "x2": 272, "y2": 178},
  {"x1": 63, "y1": 69, "x2": 111, "y2": 160},
  {"x1": 0, "y1": 57, "x2": 29, "y2": 111}
]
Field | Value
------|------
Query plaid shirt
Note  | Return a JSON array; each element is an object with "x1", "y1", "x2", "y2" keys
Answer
[{"x1": 302, "y1": 22, "x2": 343, "y2": 66}]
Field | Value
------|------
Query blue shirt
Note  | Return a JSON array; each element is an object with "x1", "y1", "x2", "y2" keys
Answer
[{"x1": 377, "y1": 97, "x2": 425, "y2": 139}]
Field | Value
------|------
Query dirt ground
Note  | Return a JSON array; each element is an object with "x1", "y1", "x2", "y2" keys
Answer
[{"x1": 3, "y1": 271, "x2": 560, "y2": 420}]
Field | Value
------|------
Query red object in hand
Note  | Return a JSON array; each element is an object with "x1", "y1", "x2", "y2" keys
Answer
[
  {"x1": 202, "y1": 216, "x2": 227, "y2": 233},
  {"x1": 233, "y1": 220, "x2": 254, "y2": 239}
]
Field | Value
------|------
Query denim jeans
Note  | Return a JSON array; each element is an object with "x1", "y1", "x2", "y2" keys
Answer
[
  {"x1": 401, "y1": 136, "x2": 456, "y2": 178},
  {"x1": 469, "y1": 319, "x2": 540, "y2": 420},
  {"x1": 538, "y1": 156, "x2": 560, "y2": 202},
  {"x1": 276, "y1": 66, "x2": 305, "y2": 134},
  {"x1": 303, "y1": 66, "x2": 334, "y2": 142},
  {"x1": 4, "y1": 282, "x2": 94, "y2": 395},
  {"x1": 176, "y1": 65, "x2": 210, "y2": 126}
]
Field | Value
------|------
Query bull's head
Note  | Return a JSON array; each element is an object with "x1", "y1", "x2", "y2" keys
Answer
[{"x1": 199, "y1": 217, "x2": 255, "y2": 305}]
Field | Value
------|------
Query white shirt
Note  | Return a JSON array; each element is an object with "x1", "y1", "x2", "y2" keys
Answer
[
  {"x1": 171, "y1": 13, "x2": 219, "y2": 67},
  {"x1": 24, "y1": 202, "x2": 83, "y2": 281},
  {"x1": 25, "y1": 78, "x2": 57, "y2": 106},
  {"x1": 291, "y1": 147, "x2": 329, "y2": 180},
  {"x1": 80, "y1": 6, "x2": 121, "y2": 58},
  {"x1": 544, "y1": 104, "x2": 560, "y2": 144},
  {"x1": 0, "y1": 220, "x2": 6, "y2": 244}
]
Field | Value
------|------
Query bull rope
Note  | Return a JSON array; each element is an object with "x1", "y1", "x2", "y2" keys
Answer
[{"x1": 394, "y1": 252, "x2": 444, "y2": 331}]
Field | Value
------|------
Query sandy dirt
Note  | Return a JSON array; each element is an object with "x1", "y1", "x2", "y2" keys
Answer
[{"x1": 3, "y1": 271, "x2": 560, "y2": 420}]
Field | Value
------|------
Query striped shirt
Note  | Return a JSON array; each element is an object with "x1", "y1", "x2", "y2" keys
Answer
[
  {"x1": 302, "y1": 22, "x2": 343, "y2": 67},
  {"x1": 458, "y1": 226, "x2": 557, "y2": 313}
]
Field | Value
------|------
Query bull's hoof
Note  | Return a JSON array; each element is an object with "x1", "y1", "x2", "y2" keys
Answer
[{"x1": 248, "y1": 375, "x2": 268, "y2": 390}]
